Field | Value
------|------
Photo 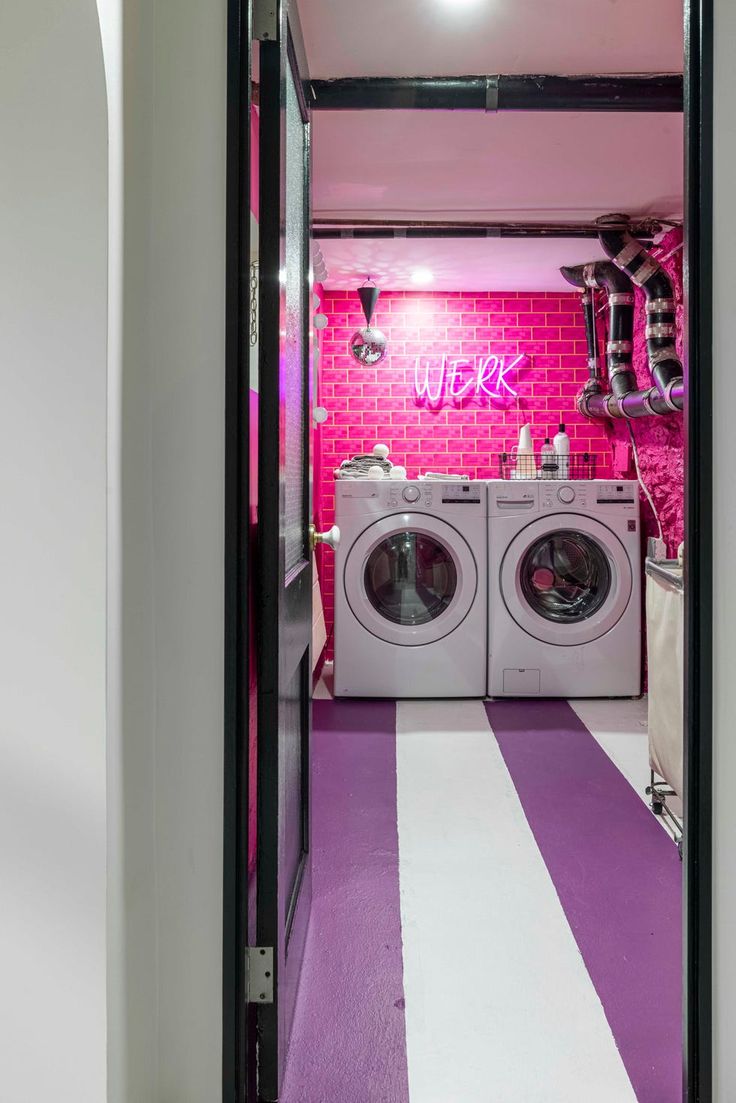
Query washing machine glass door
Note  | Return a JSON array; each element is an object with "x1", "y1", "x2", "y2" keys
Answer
[
  {"x1": 500, "y1": 514, "x2": 632, "y2": 646},
  {"x1": 345, "y1": 513, "x2": 478, "y2": 645}
]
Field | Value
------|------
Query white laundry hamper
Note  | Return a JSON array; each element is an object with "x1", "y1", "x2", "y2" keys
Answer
[{"x1": 645, "y1": 557, "x2": 684, "y2": 827}]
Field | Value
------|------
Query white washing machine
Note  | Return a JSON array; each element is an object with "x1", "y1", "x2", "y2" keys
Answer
[
  {"x1": 488, "y1": 479, "x2": 641, "y2": 697},
  {"x1": 334, "y1": 479, "x2": 487, "y2": 697}
]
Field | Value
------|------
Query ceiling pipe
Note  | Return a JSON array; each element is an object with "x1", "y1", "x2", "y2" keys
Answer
[
  {"x1": 308, "y1": 74, "x2": 683, "y2": 112},
  {"x1": 312, "y1": 218, "x2": 664, "y2": 241}
]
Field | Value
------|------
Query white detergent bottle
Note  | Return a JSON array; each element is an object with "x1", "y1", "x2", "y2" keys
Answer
[
  {"x1": 512, "y1": 422, "x2": 536, "y2": 479},
  {"x1": 553, "y1": 423, "x2": 570, "y2": 479},
  {"x1": 540, "y1": 437, "x2": 558, "y2": 479}
]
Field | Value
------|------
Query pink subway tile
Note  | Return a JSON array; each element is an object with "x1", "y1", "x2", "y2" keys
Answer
[
  {"x1": 530, "y1": 355, "x2": 561, "y2": 372},
  {"x1": 473, "y1": 327, "x2": 508, "y2": 341}
]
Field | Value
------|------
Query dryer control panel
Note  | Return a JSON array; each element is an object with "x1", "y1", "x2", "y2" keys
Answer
[{"x1": 540, "y1": 482, "x2": 590, "y2": 510}]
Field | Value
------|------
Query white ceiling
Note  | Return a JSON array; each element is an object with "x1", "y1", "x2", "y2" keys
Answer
[
  {"x1": 299, "y1": 0, "x2": 684, "y2": 78},
  {"x1": 316, "y1": 236, "x2": 619, "y2": 293},
  {"x1": 312, "y1": 111, "x2": 684, "y2": 223},
  {"x1": 301, "y1": 0, "x2": 684, "y2": 290}
]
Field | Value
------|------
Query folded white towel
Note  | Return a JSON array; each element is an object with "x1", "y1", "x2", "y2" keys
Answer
[{"x1": 419, "y1": 472, "x2": 469, "y2": 482}]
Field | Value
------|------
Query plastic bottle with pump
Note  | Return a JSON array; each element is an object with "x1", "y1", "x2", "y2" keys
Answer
[
  {"x1": 553, "y1": 423, "x2": 570, "y2": 479},
  {"x1": 540, "y1": 437, "x2": 558, "y2": 479}
]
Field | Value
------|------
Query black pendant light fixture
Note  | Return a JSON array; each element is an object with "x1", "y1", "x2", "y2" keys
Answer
[{"x1": 349, "y1": 277, "x2": 388, "y2": 365}]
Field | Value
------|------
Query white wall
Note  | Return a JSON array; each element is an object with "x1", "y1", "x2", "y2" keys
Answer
[
  {"x1": 146, "y1": 2, "x2": 227, "y2": 1096},
  {"x1": 1, "y1": 1, "x2": 227, "y2": 1099},
  {"x1": 0, "y1": 4, "x2": 109, "y2": 1101},
  {"x1": 105, "y1": 0, "x2": 228, "y2": 1100},
  {"x1": 712, "y1": 1, "x2": 736, "y2": 1096}
]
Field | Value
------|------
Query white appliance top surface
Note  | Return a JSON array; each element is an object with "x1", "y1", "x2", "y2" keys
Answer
[{"x1": 336, "y1": 478, "x2": 487, "y2": 523}]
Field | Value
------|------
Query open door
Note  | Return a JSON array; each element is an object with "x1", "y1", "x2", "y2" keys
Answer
[{"x1": 255, "y1": 3, "x2": 314, "y2": 1099}]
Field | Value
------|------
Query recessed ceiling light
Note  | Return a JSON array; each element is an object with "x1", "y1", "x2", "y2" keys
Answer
[{"x1": 410, "y1": 267, "x2": 434, "y2": 286}]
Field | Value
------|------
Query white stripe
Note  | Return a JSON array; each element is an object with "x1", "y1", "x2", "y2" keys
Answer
[{"x1": 395, "y1": 699, "x2": 636, "y2": 1103}]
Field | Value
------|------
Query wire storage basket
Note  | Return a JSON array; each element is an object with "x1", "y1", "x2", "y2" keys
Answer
[{"x1": 498, "y1": 451, "x2": 597, "y2": 481}]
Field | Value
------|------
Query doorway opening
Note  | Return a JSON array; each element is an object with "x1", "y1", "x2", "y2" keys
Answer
[{"x1": 224, "y1": 1, "x2": 713, "y2": 1100}]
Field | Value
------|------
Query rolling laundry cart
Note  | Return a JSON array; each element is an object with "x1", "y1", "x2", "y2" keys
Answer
[{"x1": 645, "y1": 556, "x2": 684, "y2": 853}]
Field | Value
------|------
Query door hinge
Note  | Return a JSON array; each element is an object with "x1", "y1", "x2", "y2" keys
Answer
[
  {"x1": 246, "y1": 946, "x2": 274, "y2": 1004},
  {"x1": 253, "y1": 0, "x2": 278, "y2": 41}
]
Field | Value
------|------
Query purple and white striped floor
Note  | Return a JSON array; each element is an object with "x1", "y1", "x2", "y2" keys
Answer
[{"x1": 281, "y1": 692, "x2": 682, "y2": 1103}]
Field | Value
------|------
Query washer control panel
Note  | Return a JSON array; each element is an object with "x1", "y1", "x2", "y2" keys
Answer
[
  {"x1": 387, "y1": 481, "x2": 435, "y2": 510},
  {"x1": 440, "y1": 483, "x2": 482, "y2": 505},
  {"x1": 385, "y1": 481, "x2": 481, "y2": 510}
]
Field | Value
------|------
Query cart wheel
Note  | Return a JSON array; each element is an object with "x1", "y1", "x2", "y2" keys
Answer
[
  {"x1": 652, "y1": 801, "x2": 664, "y2": 815},
  {"x1": 678, "y1": 839, "x2": 684, "y2": 861}
]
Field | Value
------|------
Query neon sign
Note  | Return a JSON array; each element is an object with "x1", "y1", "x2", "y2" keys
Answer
[{"x1": 413, "y1": 353, "x2": 525, "y2": 407}]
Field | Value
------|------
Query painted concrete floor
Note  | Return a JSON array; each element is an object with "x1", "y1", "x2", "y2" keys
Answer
[{"x1": 283, "y1": 673, "x2": 682, "y2": 1103}]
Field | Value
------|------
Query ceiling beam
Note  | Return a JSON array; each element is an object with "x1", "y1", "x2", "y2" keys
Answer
[{"x1": 307, "y1": 74, "x2": 683, "y2": 112}]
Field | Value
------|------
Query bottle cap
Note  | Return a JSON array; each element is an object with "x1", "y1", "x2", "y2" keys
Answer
[
  {"x1": 559, "y1": 423, "x2": 565, "y2": 432},
  {"x1": 544, "y1": 437, "x2": 551, "y2": 444}
]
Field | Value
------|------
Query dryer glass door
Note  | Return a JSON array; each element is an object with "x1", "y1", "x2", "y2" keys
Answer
[
  {"x1": 520, "y1": 530, "x2": 612, "y2": 624},
  {"x1": 500, "y1": 513, "x2": 633, "y2": 647},
  {"x1": 364, "y1": 532, "x2": 458, "y2": 626}
]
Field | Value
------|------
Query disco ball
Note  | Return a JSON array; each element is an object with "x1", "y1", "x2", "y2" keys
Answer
[{"x1": 349, "y1": 326, "x2": 388, "y2": 365}]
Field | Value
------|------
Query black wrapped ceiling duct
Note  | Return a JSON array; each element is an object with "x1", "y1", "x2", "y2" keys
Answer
[
  {"x1": 560, "y1": 261, "x2": 636, "y2": 400},
  {"x1": 596, "y1": 213, "x2": 683, "y2": 410}
]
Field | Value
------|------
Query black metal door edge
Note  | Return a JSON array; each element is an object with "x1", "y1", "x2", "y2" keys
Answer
[
  {"x1": 224, "y1": 0, "x2": 252, "y2": 1099},
  {"x1": 684, "y1": 0, "x2": 714, "y2": 1099}
]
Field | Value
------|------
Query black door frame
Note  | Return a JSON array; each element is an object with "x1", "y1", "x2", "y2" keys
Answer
[
  {"x1": 223, "y1": 0, "x2": 252, "y2": 1100},
  {"x1": 684, "y1": 0, "x2": 713, "y2": 1099},
  {"x1": 224, "y1": 2, "x2": 716, "y2": 1100},
  {"x1": 255, "y1": 9, "x2": 314, "y2": 1097}
]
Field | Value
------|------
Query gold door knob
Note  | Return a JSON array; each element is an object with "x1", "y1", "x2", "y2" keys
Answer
[{"x1": 309, "y1": 524, "x2": 340, "y2": 552}]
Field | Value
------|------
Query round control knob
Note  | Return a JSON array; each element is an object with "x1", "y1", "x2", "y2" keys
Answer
[
  {"x1": 402, "y1": 485, "x2": 420, "y2": 503},
  {"x1": 558, "y1": 485, "x2": 576, "y2": 504}
]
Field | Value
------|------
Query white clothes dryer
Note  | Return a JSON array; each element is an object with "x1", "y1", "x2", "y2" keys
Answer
[
  {"x1": 487, "y1": 479, "x2": 641, "y2": 697},
  {"x1": 334, "y1": 480, "x2": 487, "y2": 697}
]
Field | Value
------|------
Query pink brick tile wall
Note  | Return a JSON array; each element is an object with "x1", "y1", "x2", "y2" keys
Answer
[{"x1": 317, "y1": 288, "x2": 613, "y2": 653}]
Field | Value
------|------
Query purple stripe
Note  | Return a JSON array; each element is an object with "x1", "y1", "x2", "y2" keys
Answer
[
  {"x1": 485, "y1": 699, "x2": 682, "y2": 1103},
  {"x1": 281, "y1": 699, "x2": 410, "y2": 1103}
]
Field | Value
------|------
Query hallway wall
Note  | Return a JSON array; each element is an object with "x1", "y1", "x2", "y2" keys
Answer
[
  {"x1": 105, "y1": 1, "x2": 228, "y2": 1100},
  {"x1": 0, "y1": 5, "x2": 108, "y2": 1100}
]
